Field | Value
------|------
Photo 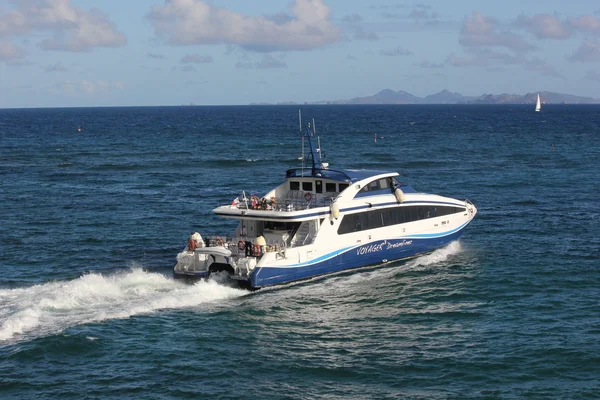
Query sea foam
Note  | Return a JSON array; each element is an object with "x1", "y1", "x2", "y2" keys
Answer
[{"x1": 0, "y1": 268, "x2": 246, "y2": 343}]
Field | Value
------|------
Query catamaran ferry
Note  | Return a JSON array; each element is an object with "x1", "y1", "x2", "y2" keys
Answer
[{"x1": 174, "y1": 114, "x2": 477, "y2": 289}]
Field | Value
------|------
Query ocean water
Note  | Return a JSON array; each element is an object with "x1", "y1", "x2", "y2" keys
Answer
[{"x1": 0, "y1": 104, "x2": 599, "y2": 399}]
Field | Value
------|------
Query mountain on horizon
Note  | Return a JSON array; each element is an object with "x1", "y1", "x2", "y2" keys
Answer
[
  {"x1": 301, "y1": 89, "x2": 599, "y2": 105},
  {"x1": 348, "y1": 89, "x2": 421, "y2": 104},
  {"x1": 422, "y1": 89, "x2": 474, "y2": 104}
]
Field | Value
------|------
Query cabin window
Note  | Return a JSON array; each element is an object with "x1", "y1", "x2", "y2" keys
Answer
[
  {"x1": 325, "y1": 183, "x2": 337, "y2": 192},
  {"x1": 290, "y1": 181, "x2": 300, "y2": 190},
  {"x1": 337, "y1": 205, "x2": 466, "y2": 235},
  {"x1": 302, "y1": 181, "x2": 313, "y2": 191},
  {"x1": 338, "y1": 183, "x2": 349, "y2": 192},
  {"x1": 263, "y1": 221, "x2": 301, "y2": 231},
  {"x1": 315, "y1": 180, "x2": 323, "y2": 194}
]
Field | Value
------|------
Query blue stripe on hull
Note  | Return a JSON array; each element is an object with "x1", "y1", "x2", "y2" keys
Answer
[{"x1": 250, "y1": 228, "x2": 466, "y2": 288}]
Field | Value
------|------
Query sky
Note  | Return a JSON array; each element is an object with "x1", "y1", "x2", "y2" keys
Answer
[{"x1": 0, "y1": 0, "x2": 599, "y2": 108}]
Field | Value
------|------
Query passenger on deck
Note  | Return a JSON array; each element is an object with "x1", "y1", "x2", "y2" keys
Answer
[{"x1": 187, "y1": 233, "x2": 197, "y2": 251}]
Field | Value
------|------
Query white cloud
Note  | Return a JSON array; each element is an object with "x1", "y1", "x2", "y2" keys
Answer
[
  {"x1": 569, "y1": 39, "x2": 600, "y2": 62},
  {"x1": 568, "y1": 15, "x2": 600, "y2": 35},
  {"x1": 340, "y1": 12, "x2": 378, "y2": 41},
  {"x1": 515, "y1": 13, "x2": 571, "y2": 40},
  {"x1": 460, "y1": 11, "x2": 534, "y2": 52},
  {"x1": 0, "y1": 40, "x2": 25, "y2": 60},
  {"x1": 524, "y1": 57, "x2": 564, "y2": 78},
  {"x1": 0, "y1": 0, "x2": 126, "y2": 53},
  {"x1": 146, "y1": 0, "x2": 341, "y2": 52}
]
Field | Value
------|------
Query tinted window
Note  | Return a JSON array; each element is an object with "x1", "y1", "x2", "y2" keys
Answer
[
  {"x1": 290, "y1": 181, "x2": 300, "y2": 190},
  {"x1": 325, "y1": 183, "x2": 337, "y2": 192},
  {"x1": 263, "y1": 221, "x2": 301, "y2": 231},
  {"x1": 302, "y1": 181, "x2": 313, "y2": 191},
  {"x1": 338, "y1": 183, "x2": 349, "y2": 192},
  {"x1": 337, "y1": 205, "x2": 466, "y2": 235}
]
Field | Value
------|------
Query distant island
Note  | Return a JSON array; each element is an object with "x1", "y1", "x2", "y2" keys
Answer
[{"x1": 251, "y1": 89, "x2": 599, "y2": 106}]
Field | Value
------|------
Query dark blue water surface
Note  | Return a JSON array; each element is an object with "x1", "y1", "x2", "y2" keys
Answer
[{"x1": 1, "y1": 105, "x2": 599, "y2": 399}]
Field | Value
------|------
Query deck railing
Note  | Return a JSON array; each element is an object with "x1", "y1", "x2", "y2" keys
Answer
[
  {"x1": 202, "y1": 235, "x2": 287, "y2": 255},
  {"x1": 234, "y1": 190, "x2": 335, "y2": 212}
]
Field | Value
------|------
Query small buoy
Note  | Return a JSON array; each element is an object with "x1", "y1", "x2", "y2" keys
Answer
[
  {"x1": 330, "y1": 201, "x2": 340, "y2": 219},
  {"x1": 394, "y1": 187, "x2": 405, "y2": 203},
  {"x1": 77, "y1": 126, "x2": 81, "y2": 132},
  {"x1": 255, "y1": 235, "x2": 266, "y2": 246}
]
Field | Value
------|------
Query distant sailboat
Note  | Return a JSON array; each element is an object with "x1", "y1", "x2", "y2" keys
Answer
[{"x1": 535, "y1": 94, "x2": 541, "y2": 112}]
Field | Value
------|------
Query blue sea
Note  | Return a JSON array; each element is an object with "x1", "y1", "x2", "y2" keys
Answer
[{"x1": 1, "y1": 105, "x2": 599, "y2": 399}]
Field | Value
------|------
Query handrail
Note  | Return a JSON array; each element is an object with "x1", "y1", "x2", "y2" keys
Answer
[{"x1": 285, "y1": 167, "x2": 353, "y2": 181}]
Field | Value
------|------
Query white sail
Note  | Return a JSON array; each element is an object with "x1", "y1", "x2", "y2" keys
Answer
[{"x1": 535, "y1": 94, "x2": 541, "y2": 112}]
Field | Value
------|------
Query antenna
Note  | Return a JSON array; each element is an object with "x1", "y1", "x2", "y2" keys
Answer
[
  {"x1": 299, "y1": 110, "x2": 304, "y2": 175},
  {"x1": 313, "y1": 118, "x2": 321, "y2": 162}
]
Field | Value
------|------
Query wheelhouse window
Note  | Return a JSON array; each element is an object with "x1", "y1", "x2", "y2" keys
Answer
[
  {"x1": 302, "y1": 181, "x2": 313, "y2": 191},
  {"x1": 359, "y1": 178, "x2": 392, "y2": 193},
  {"x1": 379, "y1": 178, "x2": 391, "y2": 189},
  {"x1": 325, "y1": 182, "x2": 337, "y2": 192},
  {"x1": 315, "y1": 180, "x2": 323, "y2": 194},
  {"x1": 290, "y1": 181, "x2": 300, "y2": 190},
  {"x1": 338, "y1": 183, "x2": 349, "y2": 192}
]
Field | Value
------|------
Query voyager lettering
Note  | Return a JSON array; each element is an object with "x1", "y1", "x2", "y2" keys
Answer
[{"x1": 356, "y1": 240, "x2": 413, "y2": 255}]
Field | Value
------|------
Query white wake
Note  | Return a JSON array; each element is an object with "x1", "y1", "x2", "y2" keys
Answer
[
  {"x1": 0, "y1": 268, "x2": 247, "y2": 343},
  {"x1": 404, "y1": 240, "x2": 463, "y2": 269}
]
